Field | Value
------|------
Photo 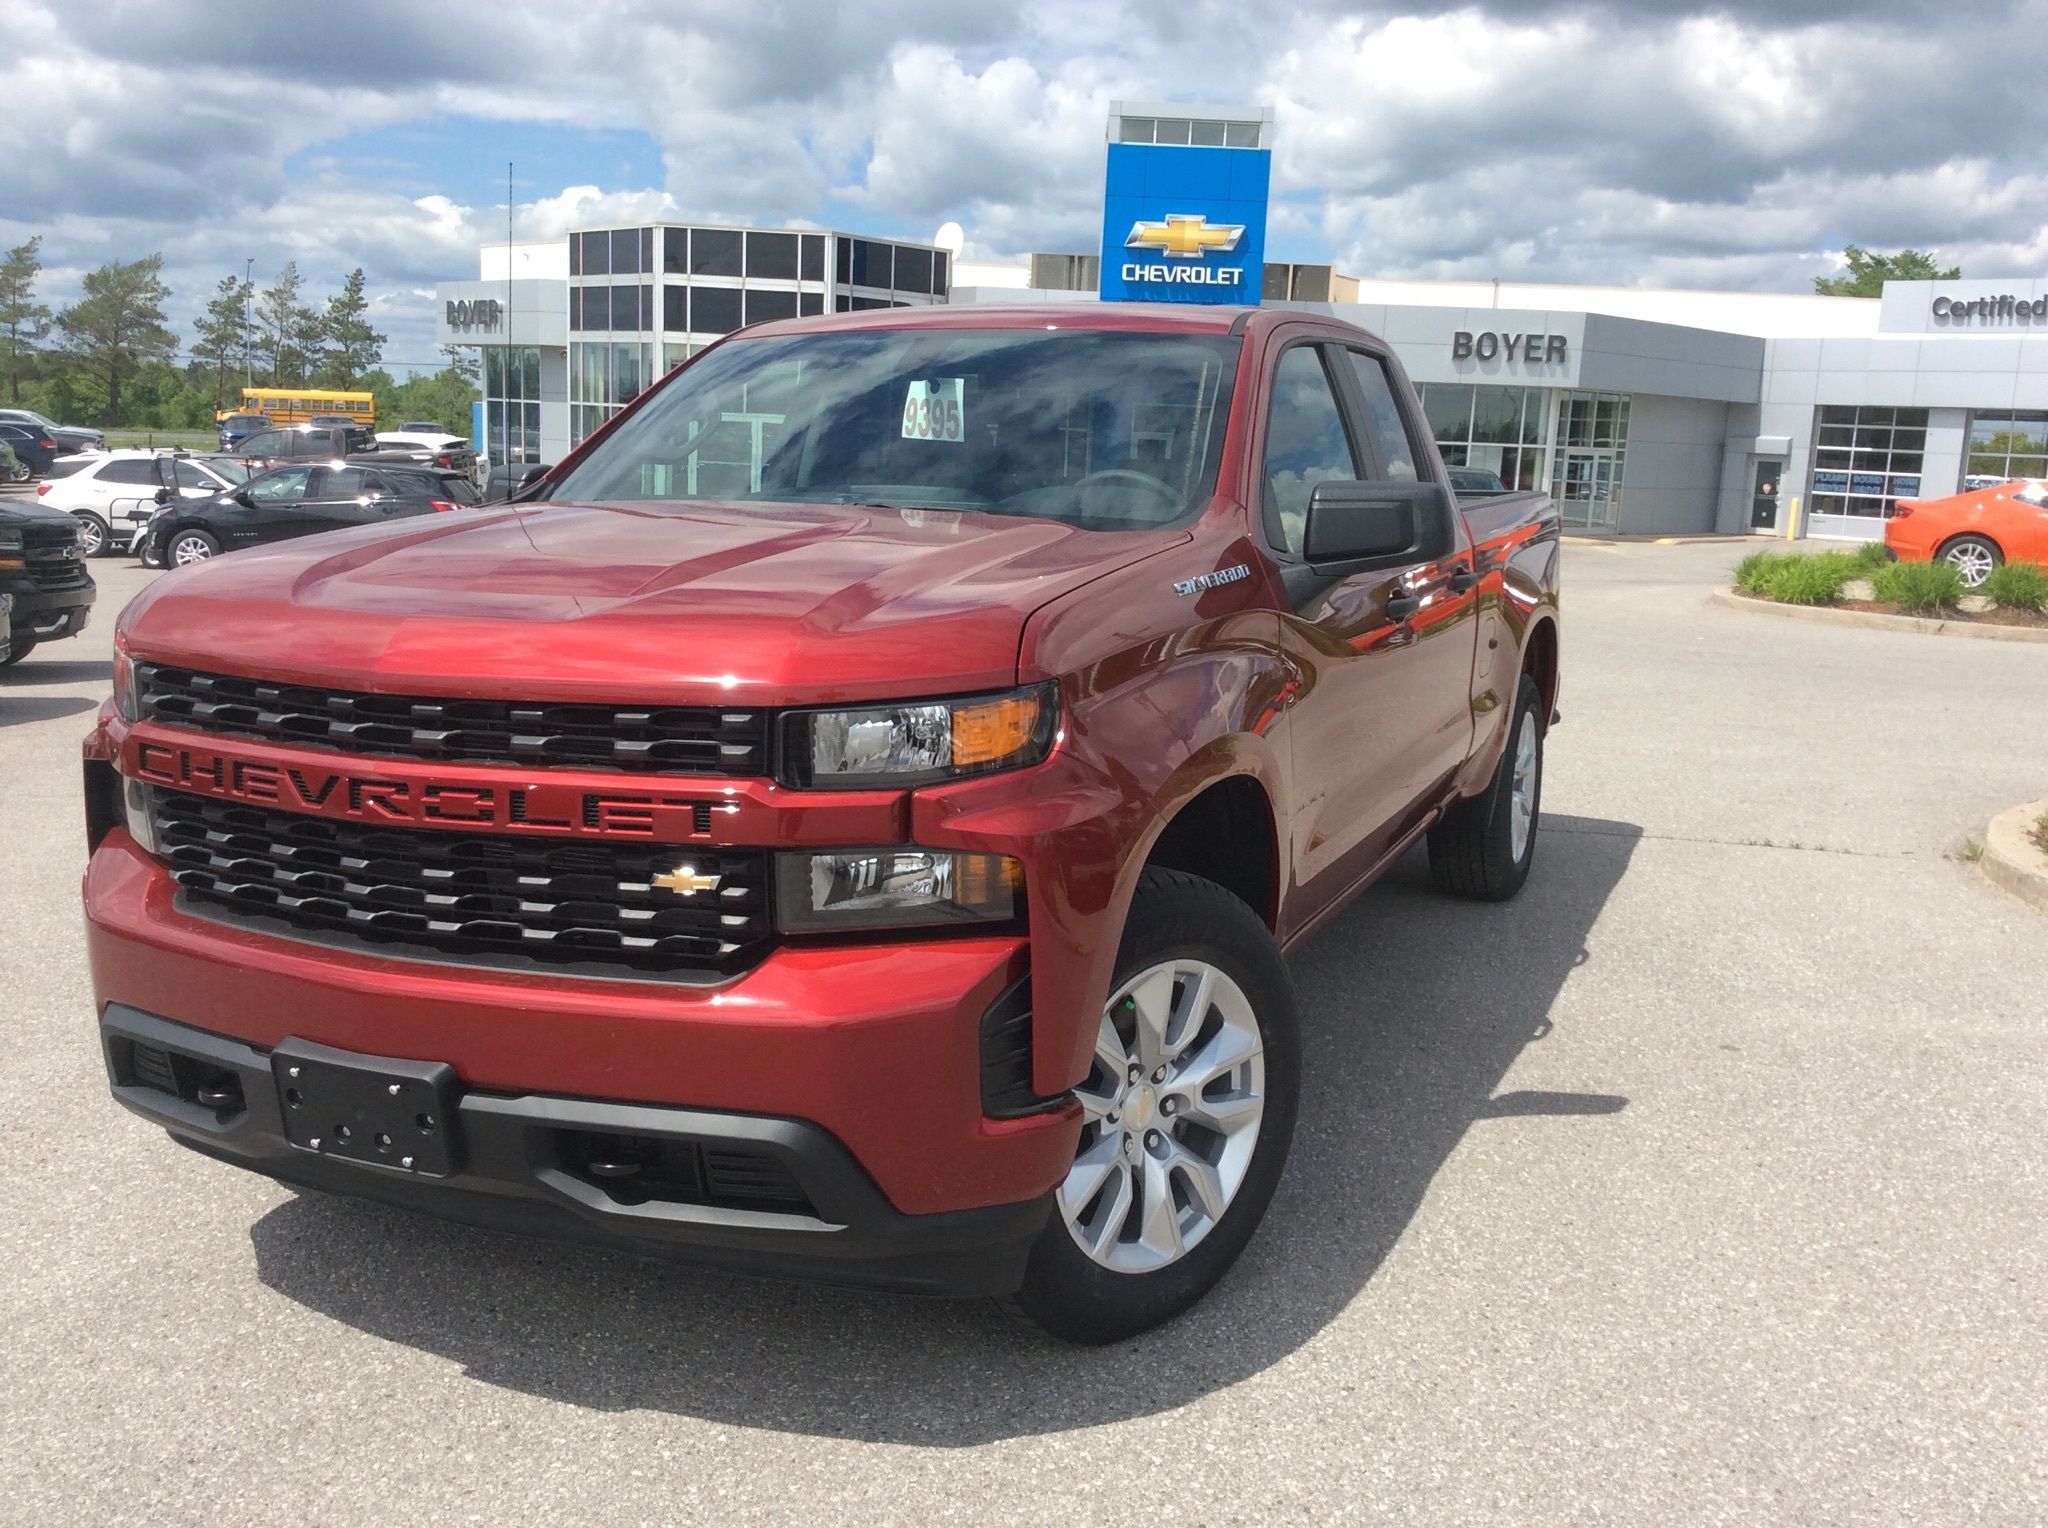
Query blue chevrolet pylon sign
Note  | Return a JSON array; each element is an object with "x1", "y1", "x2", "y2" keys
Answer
[{"x1": 1098, "y1": 143, "x2": 1271, "y2": 305}]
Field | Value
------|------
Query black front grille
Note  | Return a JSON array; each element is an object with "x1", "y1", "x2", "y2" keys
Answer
[
  {"x1": 24, "y1": 533, "x2": 88, "y2": 589},
  {"x1": 136, "y1": 663, "x2": 766, "y2": 777},
  {"x1": 155, "y1": 789, "x2": 772, "y2": 975}
]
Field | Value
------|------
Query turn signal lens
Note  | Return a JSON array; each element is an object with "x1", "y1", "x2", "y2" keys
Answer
[
  {"x1": 112, "y1": 651, "x2": 137, "y2": 722},
  {"x1": 950, "y1": 692, "x2": 1047, "y2": 769}
]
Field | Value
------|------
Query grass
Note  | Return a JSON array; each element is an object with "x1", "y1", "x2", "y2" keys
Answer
[
  {"x1": 1960, "y1": 838, "x2": 1985, "y2": 864},
  {"x1": 1871, "y1": 558, "x2": 1966, "y2": 614},
  {"x1": 1764, "y1": 554, "x2": 1855, "y2": 605},
  {"x1": 1849, "y1": 540, "x2": 1891, "y2": 571},
  {"x1": 2033, "y1": 809, "x2": 2048, "y2": 857},
  {"x1": 1983, "y1": 560, "x2": 2048, "y2": 613}
]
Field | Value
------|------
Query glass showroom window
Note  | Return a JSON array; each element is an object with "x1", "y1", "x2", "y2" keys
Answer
[
  {"x1": 568, "y1": 340, "x2": 655, "y2": 445},
  {"x1": 1416, "y1": 383, "x2": 1547, "y2": 489},
  {"x1": 1808, "y1": 405, "x2": 1927, "y2": 519},
  {"x1": 483, "y1": 346, "x2": 541, "y2": 466},
  {"x1": 1963, "y1": 410, "x2": 2048, "y2": 485}
]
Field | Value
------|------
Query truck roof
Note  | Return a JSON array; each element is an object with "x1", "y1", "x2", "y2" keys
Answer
[{"x1": 743, "y1": 302, "x2": 1263, "y2": 340}]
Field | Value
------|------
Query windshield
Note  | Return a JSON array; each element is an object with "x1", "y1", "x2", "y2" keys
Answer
[{"x1": 551, "y1": 328, "x2": 1242, "y2": 530}]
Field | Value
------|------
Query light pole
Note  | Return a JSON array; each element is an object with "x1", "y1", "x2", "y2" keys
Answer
[{"x1": 243, "y1": 257, "x2": 254, "y2": 391}]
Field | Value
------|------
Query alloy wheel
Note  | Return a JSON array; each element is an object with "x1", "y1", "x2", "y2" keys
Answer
[
  {"x1": 170, "y1": 535, "x2": 213, "y2": 566},
  {"x1": 1942, "y1": 541, "x2": 1996, "y2": 589},
  {"x1": 1510, "y1": 711, "x2": 1537, "y2": 863},
  {"x1": 76, "y1": 516, "x2": 105, "y2": 555},
  {"x1": 1057, "y1": 959, "x2": 1265, "y2": 1274}
]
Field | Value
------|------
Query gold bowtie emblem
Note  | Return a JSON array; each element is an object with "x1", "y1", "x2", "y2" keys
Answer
[
  {"x1": 652, "y1": 866, "x2": 722, "y2": 896},
  {"x1": 1125, "y1": 214, "x2": 1245, "y2": 259}
]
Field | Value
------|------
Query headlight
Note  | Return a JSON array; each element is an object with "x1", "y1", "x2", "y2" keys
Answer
[
  {"x1": 122, "y1": 777, "x2": 159, "y2": 856},
  {"x1": 782, "y1": 683, "x2": 1057, "y2": 787},
  {"x1": 112, "y1": 651, "x2": 137, "y2": 723},
  {"x1": 775, "y1": 848, "x2": 1020, "y2": 932}
]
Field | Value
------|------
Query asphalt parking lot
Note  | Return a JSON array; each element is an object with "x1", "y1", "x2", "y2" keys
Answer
[{"x1": 4, "y1": 533, "x2": 2045, "y2": 1525}]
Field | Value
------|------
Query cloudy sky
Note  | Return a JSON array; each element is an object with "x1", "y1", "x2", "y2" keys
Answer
[{"x1": 7, "y1": 0, "x2": 2046, "y2": 374}]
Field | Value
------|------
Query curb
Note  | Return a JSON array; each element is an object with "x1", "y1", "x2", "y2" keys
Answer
[
  {"x1": 1981, "y1": 800, "x2": 2048, "y2": 914},
  {"x1": 1708, "y1": 588, "x2": 2048, "y2": 644}
]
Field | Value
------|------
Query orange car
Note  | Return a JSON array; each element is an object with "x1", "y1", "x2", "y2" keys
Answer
[{"x1": 1885, "y1": 479, "x2": 2048, "y2": 587}]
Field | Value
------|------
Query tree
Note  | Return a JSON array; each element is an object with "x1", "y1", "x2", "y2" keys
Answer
[
  {"x1": 256, "y1": 261, "x2": 319, "y2": 385},
  {"x1": 318, "y1": 267, "x2": 385, "y2": 386},
  {"x1": 0, "y1": 236, "x2": 54, "y2": 404},
  {"x1": 190, "y1": 273, "x2": 255, "y2": 410},
  {"x1": 1814, "y1": 247, "x2": 1959, "y2": 297},
  {"x1": 439, "y1": 343, "x2": 480, "y2": 386},
  {"x1": 55, "y1": 254, "x2": 177, "y2": 424}
]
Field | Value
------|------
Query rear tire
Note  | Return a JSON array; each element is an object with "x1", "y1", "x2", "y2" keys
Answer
[
  {"x1": 1008, "y1": 867, "x2": 1299, "y2": 1344},
  {"x1": 1938, "y1": 534, "x2": 2001, "y2": 589},
  {"x1": 166, "y1": 528, "x2": 219, "y2": 566},
  {"x1": 1428, "y1": 674, "x2": 1544, "y2": 902}
]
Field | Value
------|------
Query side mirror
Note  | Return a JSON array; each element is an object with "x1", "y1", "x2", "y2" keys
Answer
[
  {"x1": 232, "y1": 487, "x2": 254, "y2": 507},
  {"x1": 1303, "y1": 480, "x2": 1457, "y2": 570}
]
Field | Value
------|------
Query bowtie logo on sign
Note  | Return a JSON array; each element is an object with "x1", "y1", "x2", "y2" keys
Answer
[{"x1": 1122, "y1": 215, "x2": 1247, "y2": 288}]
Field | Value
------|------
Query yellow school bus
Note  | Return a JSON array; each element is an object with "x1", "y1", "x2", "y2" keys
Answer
[{"x1": 217, "y1": 389, "x2": 376, "y2": 427}]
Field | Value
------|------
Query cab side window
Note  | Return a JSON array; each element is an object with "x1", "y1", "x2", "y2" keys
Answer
[
  {"x1": 247, "y1": 467, "x2": 312, "y2": 505},
  {"x1": 99, "y1": 459, "x2": 160, "y2": 486},
  {"x1": 241, "y1": 432, "x2": 283, "y2": 456},
  {"x1": 1262, "y1": 345, "x2": 1360, "y2": 558},
  {"x1": 1343, "y1": 351, "x2": 1421, "y2": 483}
]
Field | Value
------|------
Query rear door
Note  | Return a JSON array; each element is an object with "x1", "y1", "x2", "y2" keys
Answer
[{"x1": 294, "y1": 466, "x2": 387, "y2": 535}]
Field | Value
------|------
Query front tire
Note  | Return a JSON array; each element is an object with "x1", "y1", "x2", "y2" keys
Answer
[
  {"x1": 1009, "y1": 867, "x2": 1300, "y2": 1344},
  {"x1": 73, "y1": 510, "x2": 111, "y2": 557},
  {"x1": 1428, "y1": 674, "x2": 1544, "y2": 901},
  {"x1": 166, "y1": 528, "x2": 219, "y2": 566},
  {"x1": 1939, "y1": 534, "x2": 2001, "y2": 589},
  {"x1": 1, "y1": 635, "x2": 36, "y2": 667}
]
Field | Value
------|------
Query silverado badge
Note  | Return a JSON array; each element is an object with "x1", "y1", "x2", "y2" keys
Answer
[{"x1": 652, "y1": 866, "x2": 722, "y2": 896}]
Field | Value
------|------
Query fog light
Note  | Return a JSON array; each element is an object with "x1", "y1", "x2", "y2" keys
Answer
[
  {"x1": 775, "y1": 848, "x2": 1020, "y2": 932},
  {"x1": 122, "y1": 777, "x2": 159, "y2": 856}
]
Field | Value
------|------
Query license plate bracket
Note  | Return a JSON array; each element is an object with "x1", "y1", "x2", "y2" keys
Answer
[{"x1": 271, "y1": 1040, "x2": 462, "y2": 1177}]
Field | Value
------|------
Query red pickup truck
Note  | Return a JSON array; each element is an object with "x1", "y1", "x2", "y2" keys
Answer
[{"x1": 83, "y1": 304, "x2": 1560, "y2": 1343}]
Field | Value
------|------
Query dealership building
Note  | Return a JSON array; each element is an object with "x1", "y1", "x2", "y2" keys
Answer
[{"x1": 437, "y1": 103, "x2": 2048, "y2": 539}]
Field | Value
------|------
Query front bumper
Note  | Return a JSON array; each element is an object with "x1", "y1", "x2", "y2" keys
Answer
[
  {"x1": 84, "y1": 833, "x2": 1080, "y2": 1221},
  {"x1": 4, "y1": 577, "x2": 94, "y2": 639},
  {"x1": 101, "y1": 1004, "x2": 1048, "y2": 1296}
]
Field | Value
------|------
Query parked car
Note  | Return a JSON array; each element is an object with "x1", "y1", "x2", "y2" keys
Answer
[
  {"x1": 216, "y1": 413, "x2": 272, "y2": 452},
  {"x1": 34, "y1": 449, "x2": 249, "y2": 556},
  {"x1": 0, "y1": 498, "x2": 94, "y2": 664},
  {"x1": 484, "y1": 461, "x2": 553, "y2": 502},
  {"x1": 0, "y1": 408, "x2": 104, "y2": 457},
  {"x1": 370, "y1": 431, "x2": 479, "y2": 481},
  {"x1": 1885, "y1": 478, "x2": 2048, "y2": 587},
  {"x1": 85, "y1": 304, "x2": 1561, "y2": 1343},
  {"x1": 0, "y1": 422, "x2": 61, "y2": 479},
  {"x1": 145, "y1": 460, "x2": 482, "y2": 566},
  {"x1": 306, "y1": 413, "x2": 362, "y2": 431},
  {"x1": 226, "y1": 423, "x2": 378, "y2": 471},
  {"x1": 1448, "y1": 466, "x2": 1509, "y2": 496}
]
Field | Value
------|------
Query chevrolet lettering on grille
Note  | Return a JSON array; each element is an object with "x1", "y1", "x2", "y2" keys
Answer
[{"x1": 126, "y1": 737, "x2": 716, "y2": 842}]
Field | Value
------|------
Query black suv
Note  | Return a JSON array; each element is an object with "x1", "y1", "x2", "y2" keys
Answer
[
  {"x1": 147, "y1": 461, "x2": 482, "y2": 567},
  {"x1": 0, "y1": 501, "x2": 95, "y2": 665}
]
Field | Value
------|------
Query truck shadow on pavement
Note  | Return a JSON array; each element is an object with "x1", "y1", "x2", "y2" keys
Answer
[{"x1": 249, "y1": 813, "x2": 1639, "y2": 1444}]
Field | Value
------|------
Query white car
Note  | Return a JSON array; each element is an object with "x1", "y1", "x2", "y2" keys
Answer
[{"x1": 36, "y1": 450, "x2": 249, "y2": 556}]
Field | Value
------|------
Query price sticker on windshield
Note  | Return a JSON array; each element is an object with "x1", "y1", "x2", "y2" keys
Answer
[{"x1": 901, "y1": 379, "x2": 965, "y2": 443}]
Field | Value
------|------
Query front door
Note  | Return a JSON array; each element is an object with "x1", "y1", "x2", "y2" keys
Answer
[
  {"x1": 1263, "y1": 341, "x2": 1481, "y2": 929},
  {"x1": 1750, "y1": 460, "x2": 1782, "y2": 530}
]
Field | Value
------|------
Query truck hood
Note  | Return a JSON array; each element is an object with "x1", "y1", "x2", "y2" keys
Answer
[{"x1": 119, "y1": 499, "x2": 1187, "y2": 704}]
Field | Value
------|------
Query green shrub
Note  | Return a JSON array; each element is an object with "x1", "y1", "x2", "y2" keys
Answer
[
  {"x1": 1871, "y1": 558, "x2": 1965, "y2": 614},
  {"x1": 1983, "y1": 560, "x2": 2048, "y2": 613},
  {"x1": 1733, "y1": 550, "x2": 1781, "y2": 594},
  {"x1": 1762, "y1": 555, "x2": 1852, "y2": 605}
]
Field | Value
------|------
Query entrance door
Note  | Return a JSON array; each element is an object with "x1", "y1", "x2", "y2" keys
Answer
[
  {"x1": 1553, "y1": 450, "x2": 1621, "y2": 532},
  {"x1": 1750, "y1": 460, "x2": 1782, "y2": 530}
]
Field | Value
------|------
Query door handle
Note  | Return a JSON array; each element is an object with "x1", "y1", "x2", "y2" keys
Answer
[
  {"x1": 1449, "y1": 566, "x2": 1478, "y2": 593},
  {"x1": 1386, "y1": 592, "x2": 1422, "y2": 622}
]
